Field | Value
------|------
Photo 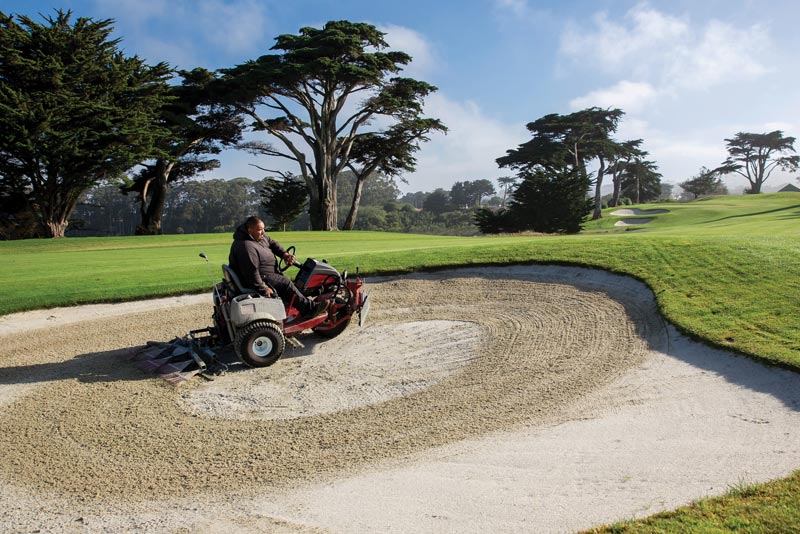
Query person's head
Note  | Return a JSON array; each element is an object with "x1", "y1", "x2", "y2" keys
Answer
[{"x1": 245, "y1": 216, "x2": 265, "y2": 241}]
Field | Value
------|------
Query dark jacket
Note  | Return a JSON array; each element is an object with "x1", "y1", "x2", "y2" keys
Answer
[{"x1": 228, "y1": 224, "x2": 287, "y2": 292}]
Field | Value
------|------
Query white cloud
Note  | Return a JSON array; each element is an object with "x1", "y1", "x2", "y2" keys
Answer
[
  {"x1": 136, "y1": 38, "x2": 198, "y2": 69},
  {"x1": 560, "y1": 3, "x2": 770, "y2": 92},
  {"x1": 380, "y1": 24, "x2": 436, "y2": 78},
  {"x1": 558, "y1": 3, "x2": 779, "y2": 190},
  {"x1": 615, "y1": 116, "x2": 652, "y2": 141},
  {"x1": 652, "y1": 139, "x2": 725, "y2": 164},
  {"x1": 624, "y1": 123, "x2": 729, "y2": 183},
  {"x1": 570, "y1": 80, "x2": 658, "y2": 113},
  {"x1": 560, "y1": 4, "x2": 688, "y2": 75},
  {"x1": 404, "y1": 94, "x2": 524, "y2": 192},
  {"x1": 669, "y1": 20, "x2": 769, "y2": 91},
  {"x1": 95, "y1": 0, "x2": 268, "y2": 67}
]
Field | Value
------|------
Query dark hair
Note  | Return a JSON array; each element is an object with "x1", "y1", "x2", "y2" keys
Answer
[{"x1": 245, "y1": 215, "x2": 263, "y2": 229}]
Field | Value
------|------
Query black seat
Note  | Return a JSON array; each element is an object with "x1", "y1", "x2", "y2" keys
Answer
[{"x1": 221, "y1": 264, "x2": 259, "y2": 296}]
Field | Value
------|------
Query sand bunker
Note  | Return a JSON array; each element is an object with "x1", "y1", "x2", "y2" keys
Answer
[
  {"x1": 614, "y1": 217, "x2": 654, "y2": 226},
  {"x1": 0, "y1": 265, "x2": 798, "y2": 533},
  {"x1": 182, "y1": 320, "x2": 482, "y2": 420},
  {"x1": 611, "y1": 208, "x2": 670, "y2": 216}
]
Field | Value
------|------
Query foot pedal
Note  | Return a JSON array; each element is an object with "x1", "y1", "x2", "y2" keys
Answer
[{"x1": 286, "y1": 337, "x2": 305, "y2": 349}]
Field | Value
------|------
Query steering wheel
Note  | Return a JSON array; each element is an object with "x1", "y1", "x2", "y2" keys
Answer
[{"x1": 278, "y1": 245, "x2": 297, "y2": 273}]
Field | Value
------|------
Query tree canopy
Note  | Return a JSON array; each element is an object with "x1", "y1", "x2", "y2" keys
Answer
[
  {"x1": 219, "y1": 20, "x2": 444, "y2": 230},
  {"x1": 491, "y1": 107, "x2": 632, "y2": 232},
  {"x1": 449, "y1": 179, "x2": 496, "y2": 209},
  {"x1": 475, "y1": 168, "x2": 592, "y2": 235},
  {"x1": 498, "y1": 108, "x2": 621, "y2": 173},
  {"x1": 497, "y1": 107, "x2": 626, "y2": 220},
  {"x1": 0, "y1": 10, "x2": 171, "y2": 237},
  {"x1": 679, "y1": 167, "x2": 727, "y2": 199},
  {"x1": 607, "y1": 139, "x2": 645, "y2": 207},
  {"x1": 122, "y1": 68, "x2": 244, "y2": 235},
  {"x1": 423, "y1": 189, "x2": 450, "y2": 215},
  {"x1": 715, "y1": 131, "x2": 799, "y2": 194},
  {"x1": 343, "y1": 115, "x2": 446, "y2": 229},
  {"x1": 261, "y1": 174, "x2": 308, "y2": 231},
  {"x1": 620, "y1": 158, "x2": 662, "y2": 204}
]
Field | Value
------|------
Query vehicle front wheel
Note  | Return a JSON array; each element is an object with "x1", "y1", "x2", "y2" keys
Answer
[{"x1": 235, "y1": 320, "x2": 285, "y2": 368}]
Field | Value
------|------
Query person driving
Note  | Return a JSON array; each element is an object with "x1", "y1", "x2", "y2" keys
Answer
[{"x1": 229, "y1": 216, "x2": 328, "y2": 319}]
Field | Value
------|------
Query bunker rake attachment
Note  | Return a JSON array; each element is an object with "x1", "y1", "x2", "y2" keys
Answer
[{"x1": 129, "y1": 334, "x2": 229, "y2": 385}]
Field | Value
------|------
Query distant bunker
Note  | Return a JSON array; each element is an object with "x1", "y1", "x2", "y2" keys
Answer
[
  {"x1": 614, "y1": 218, "x2": 654, "y2": 226},
  {"x1": 610, "y1": 208, "x2": 670, "y2": 216},
  {"x1": 610, "y1": 208, "x2": 669, "y2": 227}
]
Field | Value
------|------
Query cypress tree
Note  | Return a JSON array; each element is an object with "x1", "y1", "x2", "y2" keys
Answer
[{"x1": 0, "y1": 10, "x2": 171, "y2": 237}]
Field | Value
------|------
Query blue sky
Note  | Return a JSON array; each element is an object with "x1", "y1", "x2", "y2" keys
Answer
[{"x1": 5, "y1": 0, "x2": 800, "y2": 194}]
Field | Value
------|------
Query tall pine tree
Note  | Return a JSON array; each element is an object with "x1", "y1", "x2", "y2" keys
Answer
[{"x1": 0, "y1": 10, "x2": 171, "y2": 237}]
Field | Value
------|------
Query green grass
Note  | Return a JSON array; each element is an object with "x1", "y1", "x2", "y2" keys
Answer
[
  {"x1": 581, "y1": 471, "x2": 800, "y2": 534},
  {"x1": 0, "y1": 192, "x2": 799, "y2": 532},
  {"x1": 0, "y1": 231, "x2": 477, "y2": 310}
]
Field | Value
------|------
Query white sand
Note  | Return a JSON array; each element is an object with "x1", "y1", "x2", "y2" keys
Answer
[
  {"x1": 611, "y1": 208, "x2": 670, "y2": 216},
  {"x1": 255, "y1": 322, "x2": 800, "y2": 534},
  {"x1": 614, "y1": 218, "x2": 654, "y2": 226},
  {"x1": 0, "y1": 265, "x2": 798, "y2": 533}
]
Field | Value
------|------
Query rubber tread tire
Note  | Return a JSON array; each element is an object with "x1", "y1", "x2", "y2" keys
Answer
[{"x1": 235, "y1": 320, "x2": 285, "y2": 368}]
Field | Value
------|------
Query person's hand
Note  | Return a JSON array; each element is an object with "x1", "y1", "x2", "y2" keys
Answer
[
  {"x1": 283, "y1": 252, "x2": 296, "y2": 266},
  {"x1": 259, "y1": 286, "x2": 273, "y2": 297}
]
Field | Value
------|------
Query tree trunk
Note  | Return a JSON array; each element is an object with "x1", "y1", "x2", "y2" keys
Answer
[
  {"x1": 44, "y1": 219, "x2": 69, "y2": 238},
  {"x1": 315, "y1": 151, "x2": 338, "y2": 230},
  {"x1": 308, "y1": 195, "x2": 323, "y2": 230},
  {"x1": 37, "y1": 186, "x2": 80, "y2": 238},
  {"x1": 592, "y1": 156, "x2": 606, "y2": 220},
  {"x1": 342, "y1": 175, "x2": 366, "y2": 230},
  {"x1": 135, "y1": 160, "x2": 172, "y2": 235},
  {"x1": 318, "y1": 175, "x2": 337, "y2": 230},
  {"x1": 136, "y1": 180, "x2": 168, "y2": 235},
  {"x1": 323, "y1": 179, "x2": 337, "y2": 230},
  {"x1": 308, "y1": 176, "x2": 338, "y2": 230},
  {"x1": 610, "y1": 175, "x2": 622, "y2": 207},
  {"x1": 136, "y1": 182, "x2": 167, "y2": 235},
  {"x1": 303, "y1": 170, "x2": 323, "y2": 230},
  {"x1": 635, "y1": 173, "x2": 641, "y2": 204}
]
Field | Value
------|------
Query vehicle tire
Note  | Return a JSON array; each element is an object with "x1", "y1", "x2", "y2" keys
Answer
[
  {"x1": 235, "y1": 320, "x2": 285, "y2": 368},
  {"x1": 313, "y1": 315, "x2": 351, "y2": 339}
]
